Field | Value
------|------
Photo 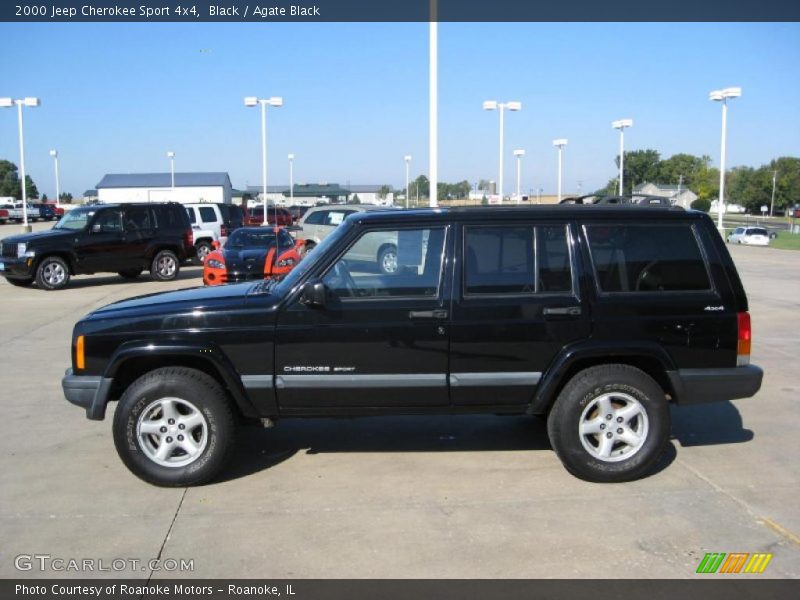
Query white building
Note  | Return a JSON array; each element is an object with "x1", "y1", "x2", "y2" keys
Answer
[
  {"x1": 246, "y1": 183, "x2": 394, "y2": 207},
  {"x1": 96, "y1": 172, "x2": 232, "y2": 205},
  {"x1": 633, "y1": 183, "x2": 697, "y2": 209}
]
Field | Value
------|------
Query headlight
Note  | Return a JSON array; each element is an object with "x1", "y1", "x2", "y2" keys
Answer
[
  {"x1": 276, "y1": 258, "x2": 296, "y2": 268},
  {"x1": 206, "y1": 259, "x2": 225, "y2": 269}
]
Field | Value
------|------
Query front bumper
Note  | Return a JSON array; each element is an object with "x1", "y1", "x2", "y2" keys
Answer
[
  {"x1": 62, "y1": 368, "x2": 112, "y2": 420},
  {"x1": 669, "y1": 365, "x2": 763, "y2": 405},
  {"x1": 0, "y1": 256, "x2": 36, "y2": 279}
]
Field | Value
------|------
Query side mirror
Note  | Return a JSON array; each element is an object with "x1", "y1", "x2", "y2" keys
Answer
[{"x1": 300, "y1": 280, "x2": 327, "y2": 307}]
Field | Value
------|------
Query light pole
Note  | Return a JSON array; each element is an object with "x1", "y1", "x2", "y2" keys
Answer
[
  {"x1": 288, "y1": 153, "x2": 295, "y2": 206},
  {"x1": 611, "y1": 119, "x2": 633, "y2": 195},
  {"x1": 484, "y1": 100, "x2": 522, "y2": 202},
  {"x1": 770, "y1": 169, "x2": 777, "y2": 217},
  {"x1": 404, "y1": 155, "x2": 412, "y2": 209},
  {"x1": 1, "y1": 97, "x2": 40, "y2": 232},
  {"x1": 49, "y1": 149, "x2": 61, "y2": 209},
  {"x1": 166, "y1": 151, "x2": 175, "y2": 195},
  {"x1": 552, "y1": 139, "x2": 568, "y2": 202},
  {"x1": 429, "y1": 1, "x2": 438, "y2": 207},
  {"x1": 710, "y1": 87, "x2": 741, "y2": 231},
  {"x1": 512, "y1": 149, "x2": 525, "y2": 202},
  {"x1": 245, "y1": 95, "x2": 283, "y2": 226}
]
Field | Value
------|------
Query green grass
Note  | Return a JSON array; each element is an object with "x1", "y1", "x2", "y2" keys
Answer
[{"x1": 771, "y1": 231, "x2": 800, "y2": 251}]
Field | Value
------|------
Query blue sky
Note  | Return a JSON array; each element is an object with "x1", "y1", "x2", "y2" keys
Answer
[{"x1": 1, "y1": 22, "x2": 798, "y2": 197}]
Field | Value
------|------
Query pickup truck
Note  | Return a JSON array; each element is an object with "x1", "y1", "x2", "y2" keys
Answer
[{"x1": 61, "y1": 205, "x2": 762, "y2": 486}]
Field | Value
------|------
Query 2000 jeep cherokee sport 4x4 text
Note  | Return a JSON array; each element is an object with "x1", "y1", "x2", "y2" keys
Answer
[{"x1": 62, "y1": 206, "x2": 763, "y2": 486}]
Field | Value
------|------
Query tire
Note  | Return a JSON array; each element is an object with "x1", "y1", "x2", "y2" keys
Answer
[
  {"x1": 35, "y1": 256, "x2": 70, "y2": 290},
  {"x1": 194, "y1": 241, "x2": 212, "y2": 265},
  {"x1": 118, "y1": 269, "x2": 143, "y2": 280},
  {"x1": 547, "y1": 364, "x2": 670, "y2": 483},
  {"x1": 6, "y1": 277, "x2": 34, "y2": 287},
  {"x1": 112, "y1": 367, "x2": 237, "y2": 486},
  {"x1": 378, "y1": 244, "x2": 398, "y2": 274},
  {"x1": 150, "y1": 250, "x2": 180, "y2": 281}
]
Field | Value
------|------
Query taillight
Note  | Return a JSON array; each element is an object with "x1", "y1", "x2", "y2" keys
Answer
[
  {"x1": 737, "y1": 312, "x2": 751, "y2": 366},
  {"x1": 184, "y1": 229, "x2": 193, "y2": 247}
]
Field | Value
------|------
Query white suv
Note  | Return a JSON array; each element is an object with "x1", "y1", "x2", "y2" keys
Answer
[{"x1": 184, "y1": 203, "x2": 244, "y2": 262}]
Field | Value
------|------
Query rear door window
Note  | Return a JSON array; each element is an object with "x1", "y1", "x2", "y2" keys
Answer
[
  {"x1": 304, "y1": 210, "x2": 327, "y2": 225},
  {"x1": 585, "y1": 223, "x2": 711, "y2": 293},
  {"x1": 199, "y1": 206, "x2": 218, "y2": 223}
]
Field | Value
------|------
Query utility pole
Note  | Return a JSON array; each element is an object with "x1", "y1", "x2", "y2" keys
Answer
[{"x1": 770, "y1": 170, "x2": 777, "y2": 217}]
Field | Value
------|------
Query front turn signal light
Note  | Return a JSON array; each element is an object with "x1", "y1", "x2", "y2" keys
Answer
[{"x1": 76, "y1": 335, "x2": 85, "y2": 370}]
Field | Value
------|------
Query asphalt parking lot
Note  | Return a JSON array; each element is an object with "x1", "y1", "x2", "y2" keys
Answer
[{"x1": 1, "y1": 221, "x2": 798, "y2": 579}]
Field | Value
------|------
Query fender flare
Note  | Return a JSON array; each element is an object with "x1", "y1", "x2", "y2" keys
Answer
[
  {"x1": 95, "y1": 341, "x2": 258, "y2": 419},
  {"x1": 529, "y1": 341, "x2": 678, "y2": 414}
]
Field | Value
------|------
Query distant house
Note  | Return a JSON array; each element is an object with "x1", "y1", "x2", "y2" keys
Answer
[
  {"x1": 246, "y1": 183, "x2": 393, "y2": 206},
  {"x1": 96, "y1": 172, "x2": 232, "y2": 205},
  {"x1": 633, "y1": 183, "x2": 697, "y2": 209}
]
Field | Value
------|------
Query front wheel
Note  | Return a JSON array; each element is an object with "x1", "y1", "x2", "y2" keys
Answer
[
  {"x1": 547, "y1": 364, "x2": 670, "y2": 482},
  {"x1": 194, "y1": 241, "x2": 212, "y2": 265},
  {"x1": 151, "y1": 250, "x2": 180, "y2": 281},
  {"x1": 112, "y1": 367, "x2": 237, "y2": 486},
  {"x1": 35, "y1": 256, "x2": 71, "y2": 290},
  {"x1": 378, "y1": 245, "x2": 398, "y2": 274}
]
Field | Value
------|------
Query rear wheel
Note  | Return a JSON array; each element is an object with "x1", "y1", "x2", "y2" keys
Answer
[
  {"x1": 35, "y1": 256, "x2": 70, "y2": 290},
  {"x1": 112, "y1": 367, "x2": 237, "y2": 486},
  {"x1": 547, "y1": 364, "x2": 670, "y2": 482},
  {"x1": 151, "y1": 250, "x2": 180, "y2": 281},
  {"x1": 194, "y1": 241, "x2": 213, "y2": 265}
]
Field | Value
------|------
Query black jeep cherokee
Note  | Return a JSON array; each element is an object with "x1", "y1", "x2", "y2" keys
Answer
[
  {"x1": 61, "y1": 206, "x2": 762, "y2": 486},
  {"x1": 0, "y1": 202, "x2": 194, "y2": 290}
]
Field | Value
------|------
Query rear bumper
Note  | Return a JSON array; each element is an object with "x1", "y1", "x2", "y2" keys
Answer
[
  {"x1": 62, "y1": 368, "x2": 112, "y2": 420},
  {"x1": 669, "y1": 365, "x2": 763, "y2": 405}
]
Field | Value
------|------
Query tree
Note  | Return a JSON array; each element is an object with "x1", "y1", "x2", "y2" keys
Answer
[
  {"x1": 41, "y1": 193, "x2": 48, "y2": 201},
  {"x1": 378, "y1": 185, "x2": 391, "y2": 200},
  {"x1": 477, "y1": 179, "x2": 491, "y2": 192},
  {"x1": 0, "y1": 160, "x2": 39, "y2": 200},
  {"x1": 351, "y1": 194, "x2": 361, "y2": 204},
  {"x1": 59, "y1": 192, "x2": 73, "y2": 204},
  {"x1": 413, "y1": 175, "x2": 429, "y2": 198},
  {"x1": 658, "y1": 153, "x2": 710, "y2": 188},
  {"x1": 615, "y1": 149, "x2": 661, "y2": 195},
  {"x1": 690, "y1": 198, "x2": 711, "y2": 212}
]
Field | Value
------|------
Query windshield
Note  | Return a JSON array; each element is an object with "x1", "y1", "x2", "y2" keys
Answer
[
  {"x1": 266, "y1": 220, "x2": 354, "y2": 297},
  {"x1": 53, "y1": 208, "x2": 95, "y2": 230},
  {"x1": 227, "y1": 228, "x2": 292, "y2": 248}
]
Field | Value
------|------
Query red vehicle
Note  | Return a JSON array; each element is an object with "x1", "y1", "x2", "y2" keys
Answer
[
  {"x1": 0, "y1": 208, "x2": 9, "y2": 224},
  {"x1": 203, "y1": 227, "x2": 302, "y2": 286},
  {"x1": 243, "y1": 205, "x2": 294, "y2": 227}
]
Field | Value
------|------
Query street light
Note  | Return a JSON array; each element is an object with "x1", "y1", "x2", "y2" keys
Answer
[
  {"x1": 288, "y1": 153, "x2": 295, "y2": 206},
  {"x1": 244, "y1": 95, "x2": 283, "y2": 226},
  {"x1": 512, "y1": 149, "x2": 525, "y2": 202},
  {"x1": 404, "y1": 155, "x2": 412, "y2": 209},
  {"x1": 612, "y1": 119, "x2": 633, "y2": 195},
  {"x1": 552, "y1": 139, "x2": 568, "y2": 202},
  {"x1": 770, "y1": 169, "x2": 777, "y2": 217},
  {"x1": 49, "y1": 149, "x2": 61, "y2": 209},
  {"x1": 1, "y1": 97, "x2": 40, "y2": 232},
  {"x1": 484, "y1": 100, "x2": 522, "y2": 202},
  {"x1": 166, "y1": 151, "x2": 175, "y2": 194},
  {"x1": 710, "y1": 87, "x2": 742, "y2": 231}
]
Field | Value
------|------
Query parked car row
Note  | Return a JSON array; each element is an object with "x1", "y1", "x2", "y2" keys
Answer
[{"x1": 0, "y1": 202, "x2": 64, "y2": 223}]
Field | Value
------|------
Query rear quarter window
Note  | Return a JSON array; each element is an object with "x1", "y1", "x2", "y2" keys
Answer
[{"x1": 585, "y1": 223, "x2": 711, "y2": 293}]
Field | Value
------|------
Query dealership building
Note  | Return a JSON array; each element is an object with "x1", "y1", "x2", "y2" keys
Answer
[{"x1": 95, "y1": 172, "x2": 233, "y2": 204}]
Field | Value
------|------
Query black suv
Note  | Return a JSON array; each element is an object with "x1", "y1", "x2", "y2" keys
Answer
[
  {"x1": 0, "y1": 202, "x2": 194, "y2": 290},
  {"x1": 61, "y1": 206, "x2": 762, "y2": 486}
]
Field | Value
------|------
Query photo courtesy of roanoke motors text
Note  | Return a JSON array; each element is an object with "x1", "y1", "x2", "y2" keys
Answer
[{"x1": 1, "y1": 1, "x2": 799, "y2": 598}]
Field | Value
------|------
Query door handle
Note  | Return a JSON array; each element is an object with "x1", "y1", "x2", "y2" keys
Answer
[
  {"x1": 543, "y1": 306, "x2": 582, "y2": 316},
  {"x1": 409, "y1": 309, "x2": 448, "y2": 320}
]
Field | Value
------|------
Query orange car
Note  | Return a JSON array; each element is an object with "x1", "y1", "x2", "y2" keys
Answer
[{"x1": 203, "y1": 227, "x2": 303, "y2": 286}]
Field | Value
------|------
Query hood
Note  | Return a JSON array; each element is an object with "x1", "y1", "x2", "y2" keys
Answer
[
  {"x1": 222, "y1": 246, "x2": 271, "y2": 273},
  {"x1": 87, "y1": 282, "x2": 259, "y2": 319},
  {"x1": 2, "y1": 228, "x2": 75, "y2": 245}
]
